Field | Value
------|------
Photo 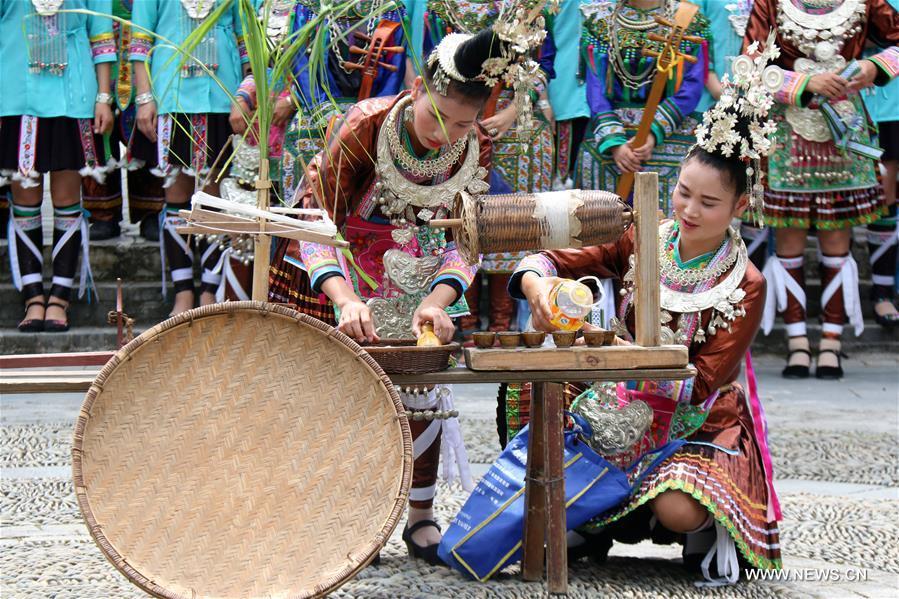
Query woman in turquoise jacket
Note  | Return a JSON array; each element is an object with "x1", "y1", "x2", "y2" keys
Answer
[
  {"x1": 130, "y1": 0, "x2": 249, "y2": 315},
  {"x1": 1, "y1": 0, "x2": 115, "y2": 332}
]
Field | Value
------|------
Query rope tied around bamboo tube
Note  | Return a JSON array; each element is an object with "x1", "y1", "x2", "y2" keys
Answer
[{"x1": 433, "y1": 190, "x2": 633, "y2": 265}]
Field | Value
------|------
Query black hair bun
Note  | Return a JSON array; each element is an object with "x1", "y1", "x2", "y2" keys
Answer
[{"x1": 454, "y1": 28, "x2": 511, "y2": 79}]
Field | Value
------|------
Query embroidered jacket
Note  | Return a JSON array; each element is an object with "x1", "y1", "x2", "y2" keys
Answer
[
  {"x1": 129, "y1": 0, "x2": 249, "y2": 115},
  {"x1": 0, "y1": 0, "x2": 116, "y2": 119},
  {"x1": 745, "y1": 0, "x2": 899, "y2": 107},
  {"x1": 295, "y1": 92, "x2": 491, "y2": 298},
  {"x1": 508, "y1": 226, "x2": 766, "y2": 405}
]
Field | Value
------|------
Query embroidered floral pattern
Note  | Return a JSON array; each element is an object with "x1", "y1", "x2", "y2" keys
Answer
[
  {"x1": 128, "y1": 32, "x2": 153, "y2": 62},
  {"x1": 89, "y1": 32, "x2": 116, "y2": 62}
]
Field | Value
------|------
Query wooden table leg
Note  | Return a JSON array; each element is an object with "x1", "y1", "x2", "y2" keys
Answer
[
  {"x1": 544, "y1": 382, "x2": 568, "y2": 595},
  {"x1": 521, "y1": 381, "x2": 547, "y2": 581}
]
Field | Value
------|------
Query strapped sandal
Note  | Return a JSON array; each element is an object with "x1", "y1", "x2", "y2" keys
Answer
[
  {"x1": 18, "y1": 298, "x2": 46, "y2": 333},
  {"x1": 815, "y1": 348, "x2": 845, "y2": 380},
  {"x1": 43, "y1": 301, "x2": 70, "y2": 333},
  {"x1": 873, "y1": 300, "x2": 899, "y2": 329},
  {"x1": 401, "y1": 519, "x2": 444, "y2": 566},
  {"x1": 781, "y1": 348, "x2": 811, "y2": 379}
]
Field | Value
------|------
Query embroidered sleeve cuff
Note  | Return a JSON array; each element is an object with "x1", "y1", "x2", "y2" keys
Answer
[
  {"x1": 310, "y1": 267, "x2": 346, "y2": 294},
  {"x1": 508, "y1": 254, "x2": 557, "y2": 300},
  {"x1": 129, "y1": 33, "x2": 153, "y2": 62},
  {"x1": 869, "y1": 47, "x2": 899, "y2": 86},
  {"x1": 90, "y1": 33, "x2": 117, "y2": 64},
  {"x1": 434, "y1": 246, "x2": 478, "y2": 292},
  {"x1": 773, "y1": 70, "x2": 811, "y2": 107},
  {"x1": 237, "y1": 36, "x2": 249, "y2": 64},
  {"x1": 593, "y1": 111, "x2": 626, "y2": 150}
]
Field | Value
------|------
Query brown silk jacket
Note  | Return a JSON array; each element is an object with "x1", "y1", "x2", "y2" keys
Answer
[
  {"x1": 540, "y1": 227, "x2": 766, "y2": 405},
  {"x1": 296, "y1": 91, "x2": 494, "y2": 229}
]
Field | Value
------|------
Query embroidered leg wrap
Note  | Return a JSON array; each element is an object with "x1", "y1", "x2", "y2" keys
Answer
[
  {"x1": 761, "y1": 255, "x2": 806, "y2": 337},
  {"x1": 867, "y1": 205, "x2": 897, "y2": 303},
  {"x1": 162, "y1": 203, "x2": 194, "y2": 295},
  {"x1": 488, "y1": 273, "x2": 514, "y2": 332},
  {"x1": 8, "y1": 203, "x2": 44, "y2": 301},
  {"x1": 218, "y1": 248, "x2": 252, "y2": 302},
  {"x1": 50, "y1": 203, "x2": 86, "y2": 302},
  {"x1": 819, "y1": 253, "x2": 864, "y2": 338},
  {"x1": 741, "y1": 223, "x2": 768, "y2": 270},
  {"x1": 198, "y1": 237, "x2": 223, "y2": 296},
  {"x1": 402, "y1": 385, "x2": 472, "y2": 509}
]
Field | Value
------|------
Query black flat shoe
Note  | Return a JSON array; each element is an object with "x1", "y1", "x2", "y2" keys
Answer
[
  {"x1": 567, "y1": 530, "x2": 613, "y2": 564},
  {"x1": 17, "y1": 299, "x2": 45, "y2": 332},
  {"x1": 89, "y1": 220, "x2": 121, "y2": 241},
  {"x1": 781, "y1": 348, "x2": 811, "y2": 379},
  {"x1": 815, "y1": 349, "x2": 844, "y2": 380},
  {"x1": 874, "y1": 310, "x2": 899, "y2": 329},
  {"x1": 140, "y1": 214, "x2": 160, "y2": 242},
  {"x1": 43, "y1": 300, "x2": 70, "y2": 333},
  {"x1": 402, "y1": 519, "x2": 443, "y2": 566}
]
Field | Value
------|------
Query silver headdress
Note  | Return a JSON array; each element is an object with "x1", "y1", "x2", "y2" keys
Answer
[
  {"x1": 426, "y1": 1, "x2": 560, "y2": 127},
  {"x1": 694, "y1": 30, "x2": 782, "y2": 225}
]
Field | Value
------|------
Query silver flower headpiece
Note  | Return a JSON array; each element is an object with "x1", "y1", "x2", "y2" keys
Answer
[
  {"x1": 426, "y1": 1, "x2": 559, "y2": 127},
  {"x1": 694, "y1": 30, "x2": 783, "y2": 225}
]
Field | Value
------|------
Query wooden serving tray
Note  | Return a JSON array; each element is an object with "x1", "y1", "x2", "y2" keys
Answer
[{"x1": 464, "y1": 345, "x2": 689, "y2": 372}]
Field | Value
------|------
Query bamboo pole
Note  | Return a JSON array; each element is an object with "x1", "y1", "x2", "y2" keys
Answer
[
  {"x1": 634, "y1": 172, "x2": 661, "y2": 347},
  {"x1": 252, "y1": 158, "x2": 271, "y2": 301}
]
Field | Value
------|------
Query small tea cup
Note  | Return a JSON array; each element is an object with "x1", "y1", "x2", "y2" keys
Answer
[
  {"x1": 521, "y1": 331, "x2": 546, "y2": 348},
  {"x1": 551, "y1": 330, "x2": 577, "y2": 348},
  {"x1": 583, "y1": 329, "x2": 616, "y2": 347},
  {"x1": 472, "y1": 331, "x2": 497, "y2": 349},
  {"x1": 497, "y1": 332, "x2": 521, "y2": 348}
]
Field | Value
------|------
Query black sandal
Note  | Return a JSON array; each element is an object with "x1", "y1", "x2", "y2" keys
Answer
[
  {"x1": 781, "y1": 348, "x2": 811, "y2": 379},
  {"x1": 402, "y1": 519, "x2": 443, "y2": 566},
  {"x1": 18, "y1": 298, "x2": 45, "y2": 332},
  {"x1": 873, "y1": 300, "x2": 899, "y2": 329},
  {"x1": 44, "y1": 301, "x2": 70, "y2": 333},
  {"x1": 815, "y1": 348, "x2": 844, "y2": 380}
]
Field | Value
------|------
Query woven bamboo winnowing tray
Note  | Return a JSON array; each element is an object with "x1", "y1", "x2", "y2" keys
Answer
[{"x1": 73, "y1": 302, "x2": 412, "y2": 599}]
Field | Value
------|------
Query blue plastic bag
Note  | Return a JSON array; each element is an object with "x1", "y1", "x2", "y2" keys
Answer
[{"x1": 438, "y1": 413, "x2": 684, "y2": 581}]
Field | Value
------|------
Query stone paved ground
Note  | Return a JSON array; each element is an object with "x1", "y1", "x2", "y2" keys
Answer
[{"x1": 2, "y1": 355, "x2": 898, "y2": 598}]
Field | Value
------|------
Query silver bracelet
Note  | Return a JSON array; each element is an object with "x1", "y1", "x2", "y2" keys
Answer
[
  {"x1": 536, "y1": 99, "x2": 550, "y2": 110},
  {"x1": 95, "y1": 92, "x2": 114, "y2": 105},
  {"x1": 135, "y1": 92, "x2": 155, "y2": 106}
]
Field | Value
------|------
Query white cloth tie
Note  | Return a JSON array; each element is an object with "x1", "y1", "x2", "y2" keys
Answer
[
  {"x1": 761, "y1": 257, "x2": 806, "y2": 335},
  {"x1": 694, "y1": 522, "x2": 740, "y2": 587},
  {"x1": 820, "y1": 254, "x2": 864, "y2": 336}
]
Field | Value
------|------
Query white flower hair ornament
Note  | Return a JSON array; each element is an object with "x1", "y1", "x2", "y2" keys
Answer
[{"x1": 694, "y1": 30, "x2": 782, "y2": 225}]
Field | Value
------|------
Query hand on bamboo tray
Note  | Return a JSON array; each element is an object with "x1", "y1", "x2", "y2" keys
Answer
[{"x1": 521, "y1": 273, "x2": 564, "y2": 332}]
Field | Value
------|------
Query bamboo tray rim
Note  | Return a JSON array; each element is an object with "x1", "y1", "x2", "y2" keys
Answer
[{"x1": 72, "y1": 301, "x2": 412, "y2": 599}]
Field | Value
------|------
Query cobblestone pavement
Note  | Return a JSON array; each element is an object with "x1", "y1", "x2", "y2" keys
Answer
[{"x1": 2, "y1": 355, "x2": 897, "y2": 598}]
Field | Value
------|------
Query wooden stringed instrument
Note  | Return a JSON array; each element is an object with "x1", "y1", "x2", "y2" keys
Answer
[
  {"x1": 615, "y1": 1, "x2": 703, "y2": 199},
  {"x1": 341, "y1": 20, "x2": 405, "y2": 101}
]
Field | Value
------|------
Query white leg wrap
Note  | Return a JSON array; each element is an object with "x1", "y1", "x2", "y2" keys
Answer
[
  {"x1": 400, "y1": 385, "x2": 473, "y2": 492},
  {"x1": 53, "y1": 212, "x2": 95, "y2": 300},
  {"x1": 820, "y1": 254, "x2": 864, "y2": 337},
  {"x1": 694, "y1": 522, "x2": 740, "y2": 587},
  {"x1": 7, "y1": 204, "x2": 43, "y2": 292},
  {"x1": 761, "y1": 256, "x2": 806, "y2": 335}
]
